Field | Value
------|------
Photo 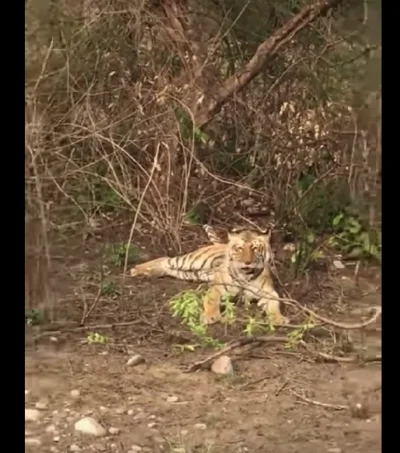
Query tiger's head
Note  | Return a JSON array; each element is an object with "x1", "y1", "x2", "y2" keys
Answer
[{"x1": 227, "y1": 228, "x2": 272, "y2": 279}]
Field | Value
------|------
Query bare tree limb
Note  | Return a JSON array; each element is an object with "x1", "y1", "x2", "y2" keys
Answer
[{"x1": 194, "y1": 0, "x2": 344, "y2": 127}]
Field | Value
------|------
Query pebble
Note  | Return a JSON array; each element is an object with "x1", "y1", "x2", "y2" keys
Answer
[
  {"x1": 127, "y1": 409, "x2": 134, "y2": 416},
  {"x1": 211, "y1": 356, "x2": 233, "y2": 375},
  {"x1": 25, "y1": 438, "x2": 42, "y2": 446},
  {"x1": 167, "y1": 395, "x2": 179, "y2": 403},
  {"x1": 147, "y1": 422, "x2": 157, "y2": 429},
  {"x1": 327, "y1": 449, "x2": 342, "y2": 453},
  {"x1": 126, "y1": 355, "x2": 145, "y2": 367},
  {"x1": 194, "y1": 423, "x2": 207, "y2": 430},
  {"x1": 115, "y1": 407, "x2": 125, "y2": 415},
  {"x1": 35, "y1": 400, "x2": 49, "y2": 410},
  {"x1": 53, "y1": 436, "x2": 60, "y2": 442},
  {"x1": 333, "y1": 260, "x2": 345, "y2": 270},
  {"x1": 70, "y1": 389, "x2": 81, "y2": 398},
  {"x1": 25, "y1": 408, "x2": 41, "y2": 422},
  {"x1": 74, "y1": 417, "x2": 107, "y2": 437},
  {"x1": 129, "y1": 446, "x2": 142, "y2": 453},
  {"x1": 69, "y1": 444, "x2": 81, "y2": 452},
  {"x1": 45, "y1": 424, "x2": 57, "y2": 433},
  {"x1": 108, "y1": 427, "x2": 120, "y2": 435}
]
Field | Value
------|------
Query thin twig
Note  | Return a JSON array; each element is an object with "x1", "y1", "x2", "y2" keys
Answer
[
  {"x1": 290, "y1": 390, "x2": 349, "y2": 411},
  {"x1": 122, "y1": 142, "x2": 161, "y2": 287},
  {"x1": 80, "y1": 265, "x2": 104, "y2": 325},
  {"x1": 240, "y1": 373, "x2": 279, "y2": 391},
  {"x1": 275, "y1": 379, "x2": 290, "y2": 396}
]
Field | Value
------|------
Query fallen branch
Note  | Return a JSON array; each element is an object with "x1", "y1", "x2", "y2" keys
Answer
[
  {"x1": 184, "y1": 336, "x2": 288, "y2": 372},
  {"x1": 284, "y1": 299, "x2": 382, "y2": 330},
  {"x1": 32, "y1": 319, "x2": 150, "y2": 340},
  {"x1": 299, "y1": 341, "x2": 382, "y2": 363},
  {"x1": 290, "y1": 389, "x2": 349, "y2": 411}
]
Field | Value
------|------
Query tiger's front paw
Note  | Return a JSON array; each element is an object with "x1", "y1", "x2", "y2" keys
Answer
[
  {"x1": 269, "y1": 313, "x2": 290, "y2": 326},
  {"x1": 257, "y1": 300, "x2": 289, "y2": 326},
  {"x1": 200, "y1": 308, "x2": 222, "y2": 325},
  {"x1": 130, "y1": 267, "x2": 139, "y2": 276}
]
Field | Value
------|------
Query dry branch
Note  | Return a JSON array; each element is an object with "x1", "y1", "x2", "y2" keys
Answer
[
  {"x1": 185, "y1": 336, "x2": 289, "y2": 372},
  {"x1": 194, "y1": 0, "x2": 344, "y2": 127}
]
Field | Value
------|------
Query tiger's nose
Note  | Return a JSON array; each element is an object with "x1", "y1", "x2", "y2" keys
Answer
[{"x1": 244, "y1": 258, "x2": 252, "y2": 265}]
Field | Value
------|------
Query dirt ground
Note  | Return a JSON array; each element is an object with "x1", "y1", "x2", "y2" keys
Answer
[{"x1": 25, "y1": 227, "x2": 382, "y2": 453}]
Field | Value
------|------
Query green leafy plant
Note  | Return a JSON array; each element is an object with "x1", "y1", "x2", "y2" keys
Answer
[
  {"x1": 290, "y1": 230, "x2": 324, "y2": 276},
  {"x1": 25, "y1": 309, "x2": 44, "y2": 326},
  {"x1": 105, "y1": 242, "x2": 141, "y2": 267},
  {"x1": 243, "y1": 316, "x2": 266, "y2": 336},
  {"x1": 330, "y1": 213, "x2": 381, "y2": 260},
  {"x1": 169, "y1": 289, "x2": 226, "y2": 349},
  {"x1": 183, "y1": 208, "x2": 202, "y2": 225},
  {"x1": 100, "y1": 280, "x2": 119, "y2": 296},
  {"x1": 87, "y1": 332, "x2": 108, "y2": 345},
  {"x1": 285, "y1": 319, "x2": 315, "y2": 349},
  {"x1": 175, "y1": 107, "x2": 209, "y2": 144}
]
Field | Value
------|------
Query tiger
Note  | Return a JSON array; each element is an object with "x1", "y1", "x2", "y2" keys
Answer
[{"x1": 130, "y1": 227, "x2": 288, "y2": 326}]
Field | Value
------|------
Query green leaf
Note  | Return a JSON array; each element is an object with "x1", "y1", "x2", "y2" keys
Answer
[
  {"x1": 360, "y1": 232, "x2": 371, "y2": 251},
  {"x1": 332, "y1": 213, "x2": 344, "y2": 227},
  {"x1": 348, "y1": 224, "x2": 362, "y2": 235},
  {"x1": 348, "y1": 247, "x2": 364, "y2": 258}
]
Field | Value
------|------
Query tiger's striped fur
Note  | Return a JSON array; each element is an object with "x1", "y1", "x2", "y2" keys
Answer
[{"x1": 130, "y1": 228, "x2": 288, "y2": 326}]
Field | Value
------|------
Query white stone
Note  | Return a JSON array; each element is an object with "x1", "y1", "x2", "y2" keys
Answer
[
  {"x1": 74, "y1": 417, "x2": 106, "y2": 437},
  {"x1": 167, "y1": 395, "x2": 179, "y2": 403},
  {"x1": 211, "y1": 356, "x2": 233, "y2": 375},
  {"x1": 129, "y1": 446, "x2": 142, "y2": 452},
  {"x1": 45, "y1": 424, "x2": 57, "y2": 433},
  {"x1": 108, "y1": 427, "x2": 120, "y2": 435},
  {"x1": 70, "y1": 389, "x2": 81, "y2": 398},
  {"x1": 35, "y1": 400, "x2": 48, "y2": 410},
  {"x1": 194, "y1": 423, "x2": 207, "y2": 430},
  {"x1": 126, "y1": 355, "x2": 145, "y2": 367},
  {"x1": 333, "y1": 260, "x2": 345, "y2": 269},
  {"x1": 25, "y1": 408, "x2": 41, "y2": 422},
  {"x1": 25, "y1": 437, "x2": 42, "y2": 446}
]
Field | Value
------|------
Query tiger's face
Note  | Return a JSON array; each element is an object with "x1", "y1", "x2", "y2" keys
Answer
[{"x1": 227, "y1": 229, "x2": 272, "y2": 278}]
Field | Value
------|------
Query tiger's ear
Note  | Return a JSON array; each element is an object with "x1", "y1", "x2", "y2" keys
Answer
[{"x1": 260, "y1": 229, "x2": 272, "y2": 242}]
